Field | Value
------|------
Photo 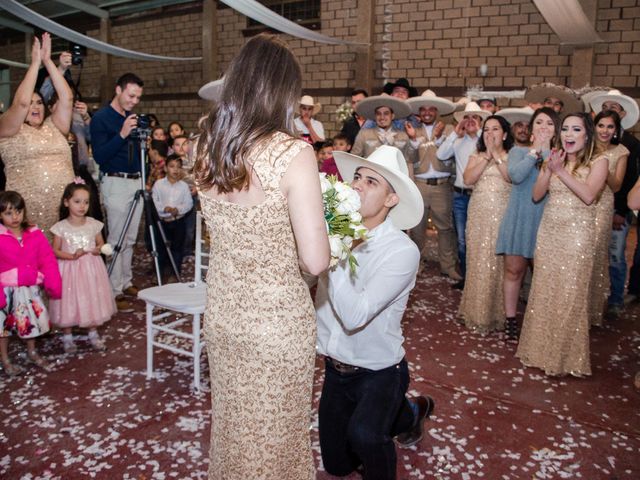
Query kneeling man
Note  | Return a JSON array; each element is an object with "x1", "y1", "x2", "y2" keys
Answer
[{"x1": 315, "y1": 145, "x2": 435, "y2": 479}]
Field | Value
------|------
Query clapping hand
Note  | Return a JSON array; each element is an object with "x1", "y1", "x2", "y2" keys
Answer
[
  {"x1": 531, "y1": 130, "x2": 553, "y2": 151},
  {"x1": 454, "y1": 119, "x2": 466, "y2": 138},
  {"x1": 433, "y1": 121, "x2": 445, "y2": 139},
  {"x1": 30, "y1": 36, "x2": 42, "y2": 66},
  {"x1": 40, "y1": 33, "x2": 52, "y2": 64},
  {"x1": 404, "y1": 121, "x2": 416, "y2": 140},
  {"x1": 546, "y1": 148, "x2": 566, "y2": 173}
]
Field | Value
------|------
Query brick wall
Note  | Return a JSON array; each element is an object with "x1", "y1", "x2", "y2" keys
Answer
[{"x1": 1, "y1": 0, "x2": 639, "y2": 137}]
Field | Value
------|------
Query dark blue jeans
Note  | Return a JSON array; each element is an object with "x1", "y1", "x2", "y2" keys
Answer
[
  {"x1": 318, "y1": 358, "x2": 414, "y2": 480},
  {"x1": 158, "y1": 216, "x2": 186, "y2": 275},
  {"x1": 453, "y1": 190, "x2": 471, "y2": 276},
  {"x1": 608, "y1": 212, "x2": 632, "y2": 305},
  {"x1": 627, "y1": 220, "x2": 640, "y2": 296}
]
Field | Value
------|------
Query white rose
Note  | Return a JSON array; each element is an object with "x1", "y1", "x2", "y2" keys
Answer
[
  {"x1": 342, "y1": 235, "x2": 353, "y2": 249},
  {"x1": 100, "y1": 243, "x2": 114, "y2": 256},
  {"x1": 351, "y1": 225, "x2": 368, "y2": 240},
  {"x1": 328, "y1": 235, "x2": 344, "y2": 259},
  {"x1": 319, "y1": 173, "x2": 332, "y2": 194},
  {"x1": 349, "y1": 211, "x2": 362, "y2": 223}
]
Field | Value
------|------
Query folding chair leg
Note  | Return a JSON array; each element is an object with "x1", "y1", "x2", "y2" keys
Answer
[
  {"x1": 193, "y1": 313, "x2": 201, "y2": 391},
  {"x1": 146, "y1": 303, "x2": 154, "y2": 380}
]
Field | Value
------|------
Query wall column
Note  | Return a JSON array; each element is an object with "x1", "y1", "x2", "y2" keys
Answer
[
  {"x1": 99, "y1": 17, "x2": 112, "y2": 103},
  {"x1": 354, "y1": 0, "x2": 375, "y2": 93},
  {"x1": 570, "y1": 0, "x2": 598, "y2": 89},
  {"x1": 202, "y1": 0, "x2": 219, "y2": 84}
]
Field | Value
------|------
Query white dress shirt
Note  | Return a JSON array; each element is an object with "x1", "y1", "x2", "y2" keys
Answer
[
  {"x1": 436, "y1": 131, "x2": 480, "y2": 189},
  {"x1": 294, "y1": 117, "x2": 325, "y2": 140},
  {"x1": 315, "y1": 218, "x2": 420, "y2": 370},
  {"x1": 152, "y1": 177, "x2": 194, "y2": 220}
]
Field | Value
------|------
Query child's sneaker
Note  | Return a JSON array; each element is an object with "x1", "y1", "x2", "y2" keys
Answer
[
  {"x1": 63, "y1": 337, "x2": 77, "y2": 354},
  {"x1": 90, "y1": 335, "x2": 106, "y2": 351}
]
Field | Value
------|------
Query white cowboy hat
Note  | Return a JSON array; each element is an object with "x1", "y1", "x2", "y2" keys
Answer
[
  {"x1": 589, "y1": 89, "x2": 639, "y2": 130},
  {"x1": 300, "y1": 95, "x2": 321, "y2": 116},
  {"x1": 198, "y1": 77, "x2": 225, "y2": 102},
  {"x1": 579, "y1": 88, "x2": 610, "y2": 113},
  {"x1": 333, "y1": 145, "x2": 424, "y2": 230},
  {"x1": 453, "y1": 101, "x2": 491, "y2": 123},
  {"x1": 407, "y1": 90, "x2": 456, "y2": 116},
  {"x1": 524, "y1": 83, "x2": 584, "y2": 117},
  {"x1": 496, "y1": 106, "x2": 535, "y2": 126},
  {"x1": 355, "y1": 95, "x2": 412, "y2": 121}
]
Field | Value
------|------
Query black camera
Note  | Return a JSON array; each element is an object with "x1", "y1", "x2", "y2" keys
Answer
[
  {"x1": 71, "y1": 44, "x2": 85, "y2": 66},
  {"x1": 131, "y1": 114, "x2": 152, "y2": 139}
]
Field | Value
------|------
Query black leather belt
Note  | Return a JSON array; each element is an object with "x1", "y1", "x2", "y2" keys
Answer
[
  {"x1": 326, "y1": 356, "x2": 366, "y2": 374},
  {"x1": 105, "y1": 172, "x2": 141, "y2": 180},
  {"x1": 416, "y1": 177, "x2": 450, "y2": 185},
  {"x1": 453, "y1": 186, "x2": 473, "y2": 195}
]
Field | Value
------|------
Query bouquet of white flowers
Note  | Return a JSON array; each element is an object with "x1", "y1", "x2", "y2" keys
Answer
[
  {"x1": 320, "y1": 173, "x2": 368, "y2": 273},
  {"x1": 335, "y1": 101, "x2": 353, "y2": 124}
]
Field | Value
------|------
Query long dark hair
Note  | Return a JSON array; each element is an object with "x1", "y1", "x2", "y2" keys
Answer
[
  {"x1": 593, "y1": 110, "x2": 622, "y2": 154},
  {"x1": 561, "y1": 112, "x2": 596, "y2": 174},
  {"x1": 195, "y1": 34, "x2": 302, "y2": 193},
  {"x1": 58, "y1": 182, "x2": 91, "y2": 220},
  {"x1": 0, "y1": 191, "x2": 31, "y2": 230},
  {"x1": 477, "y1": 115, "x2": 514, "y2": 153}
]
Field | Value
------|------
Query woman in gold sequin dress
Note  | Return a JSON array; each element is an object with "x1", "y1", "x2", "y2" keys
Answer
[
  {"x1": 458, "y1": 116, "x2": 512, "y2": 333},
  {"x1": 588, "y1": 110, "x2": 629, "y2": 326},
  {"x1": 0, "y1": 33, "x2": 74, "y2": 236},
  {"x1": 194, "y1": 35, "x2": 329, "y2": 479},
  {"x1": 517, "y1": 113, "x2": 608, "y2": 376}
]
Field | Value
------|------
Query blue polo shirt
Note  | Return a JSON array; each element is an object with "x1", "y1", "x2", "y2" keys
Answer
[{"x1": 90, "y1": 105, "x2": 141, "y2": 174}]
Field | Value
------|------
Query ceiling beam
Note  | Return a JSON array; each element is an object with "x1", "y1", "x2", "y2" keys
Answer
[
  {"x1": 0, "y1": 15, "x2": 34, "y2": 33},
  {"x1": 54, "y1": 0, "x2": 109, "y2": 19}
]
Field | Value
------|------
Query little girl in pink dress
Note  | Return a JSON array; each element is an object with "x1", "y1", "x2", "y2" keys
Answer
[{"x1": 49, "y1": 180, "x2": 116, "y2": 352}]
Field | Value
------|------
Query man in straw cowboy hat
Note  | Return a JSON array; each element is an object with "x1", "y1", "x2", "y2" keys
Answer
[
  {"x1": 437, "y1": 101, "x2": 490, "y2": 288},
  {"x1": 294, "y1": 94, "x2": 325, "y2": 144},
  {"x1": 590, "y1": 89, "x2": 640, "y2": 313},
  {"x1": 351, "y1": 95, "x2": 412, "y2": 159},
  {"x1": 404, "y1": 90, "x2": 461, "y2": 281},
  {"x1": 315, "y1": 145, "x2": 434, "y2": 479},
  {"x1": 524, "y1": 82, "x2": 584, "y2": 117}
]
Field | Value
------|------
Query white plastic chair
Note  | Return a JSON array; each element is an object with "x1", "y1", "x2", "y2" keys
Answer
[{"x1": 138, "y1": 211, "x2": 209, "y2": 391}]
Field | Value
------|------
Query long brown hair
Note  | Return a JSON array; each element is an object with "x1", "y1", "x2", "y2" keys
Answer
[
  {"x1": 561, "y1": 112, "x2": 596, "y2": 174},
  {"x1": 195, "y1": 34, "x2": 302, "y2": 193}
]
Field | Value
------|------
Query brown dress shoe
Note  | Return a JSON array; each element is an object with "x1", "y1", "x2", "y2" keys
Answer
[
  {"x1": 116, "y1": 295, "x2": 135, "y2": 313},
  {"x1": 122, "y1": 285, "x2": 139, "y2": 296}
]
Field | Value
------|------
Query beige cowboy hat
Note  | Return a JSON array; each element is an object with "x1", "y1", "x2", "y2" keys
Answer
[
  {"x1": 300, "y1": 95, "x2": 321, "y2": 116},
  {"x1": 334, "y1": 145, "x2": 424, "y2": 230},
  {"x1": 407, "y1": 89, "x2": 456, "y2": 116},
  {"x1": 355, "y1": 95, "x2": 412, "y2": 121},
  {"x1": 589, "y1": 89, "x2": 640, "y2": 130},
  {"x1": 453, "y1": 101, "x2": 491, "y2": 123},
  {"x1": 198, "y1": 77, "x2": 225, "y2": 102},
  {"x1": 524, "y1": 83, "x2": 584, "y2": 117},
  {"x1": 496, "y1": 106, "x2": 535, "y2": 126}
]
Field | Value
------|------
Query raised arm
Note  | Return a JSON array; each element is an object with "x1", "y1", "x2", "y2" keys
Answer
[
  {"x1": 0, "y1": 37, "x2": 41, "y2": 138},
  {"x1": 608, "y1": 150, "x2": 629, "y2": 193},
  {"x1": 40, "y1": 34, "x2": 73, "y2": 135},
  {"x1": 281, "y1": 145, "x2": 330, "y2": 275},
  {"x1": 627, "y1": 176, "x2": 640, "y2": 210},
  {"x1": 552, "y1": 155, "x2": 608, "y2": 205},
  {"x1": 532, "y1": 162, "x2": 552, "y2": 203}
]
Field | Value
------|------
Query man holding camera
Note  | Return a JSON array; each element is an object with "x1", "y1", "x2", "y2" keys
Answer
[{"x1": 90, "y1": 73, "x2": 144, "y2": 312}]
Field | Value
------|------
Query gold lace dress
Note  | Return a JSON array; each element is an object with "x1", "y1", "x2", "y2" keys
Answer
[
  {"x1": 0, "y1": 118, "x2": 74, "y2": 236},
  {"x1": 517, "y1": 162, "x2": 601, "y2": 376},
  {"x1": 589, "y1": 144, "x2": 629, "y2": 326},
  {"x1": 458, "y1": 161, "x2": 511, "y2": 333},
  {"x1": 199, "y1": 132, "x2": 316, "y2": 480}
]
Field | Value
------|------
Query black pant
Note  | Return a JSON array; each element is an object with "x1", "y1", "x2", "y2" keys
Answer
[
  {"x1": 318, "y1": 358, "x2": 415, "y2": 480},
  {"x1": 158, "y1": 216, "x2": 186, "y2": 275}
]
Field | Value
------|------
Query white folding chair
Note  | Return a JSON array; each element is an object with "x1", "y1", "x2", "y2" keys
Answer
[{"x1": 138, "y1": 211, "x2": 209, "y2": 391}]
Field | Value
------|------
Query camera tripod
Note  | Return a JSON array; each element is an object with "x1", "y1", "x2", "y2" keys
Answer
[{"x1": 107, "y1": 130, "x2": 182, "y2": 285}]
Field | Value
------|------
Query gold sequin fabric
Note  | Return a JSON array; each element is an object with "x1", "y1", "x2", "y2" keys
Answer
[
  {"x1": 517, "y1": 164, "x2": 600, "y2": 376},
  {"x1": 589, "y1": 144, "x2": 629, "y2": 326},
  {"x1": 0, "y1": 118, "x2": 74, "y2": 237},
  {"x1": 199, "y1": 132, "x2": 316, "y2": 480},
  {"x1": 458, "y1": 162, "x2": 511, "y2": 333}
]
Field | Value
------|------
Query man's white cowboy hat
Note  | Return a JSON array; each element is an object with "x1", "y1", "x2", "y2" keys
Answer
[
  {"x1": 496, "y1": 106, "x2": 535, "y2": 126},
  {"x1": 524, "y1": 82, "x2": 584, "y2": 117},
  {"x1": 333, "y1": 145, "x2": 424, "y2": 230},
  {"x1": 300, "y1": 95, "x2": 321, "y2": 116},
  {"x1": 579, "y1": 88, "x2": 610, "y2": 113},
  {"x1": 589, "y1": 89, "x2": 640, "y2": 130},
  {"x1": 407, "y1": 89, "x2": 456, "y2": 116},
  {"x1": 453, "y1": 101, "x2": 491, "y2": 123},
  {"x1": 355, "y1": 95, "x2": 412, "y2": 121},
  {"x1": 198, "y1": 77, "x2": 225, "y2": 102}
]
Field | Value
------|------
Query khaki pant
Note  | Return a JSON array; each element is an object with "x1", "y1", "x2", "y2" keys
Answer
[{"x1": 411, "y1": 180, "x2": 458, "y2": 275}]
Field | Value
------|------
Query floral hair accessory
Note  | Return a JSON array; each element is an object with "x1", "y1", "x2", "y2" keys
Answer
[{"x1": 73, "y1": 177, "x2": 86, "y2": 185}]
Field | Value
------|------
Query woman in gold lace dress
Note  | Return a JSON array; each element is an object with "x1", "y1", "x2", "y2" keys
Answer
[
  {"x1": 588, "y1": 110, "x2": 629, "y2": 326},
  {"x1": 458, "y1": 115, "x2": 512, "y2": 334},
  {"x1": 0, "y1": 33, "x2": 74, "y2": 236},
  {"x1": 517, "y1": 113, "x2": 608, "y2": 376},
  {"x1": 194, "y1": 35, "x2": 329, "y2": 479}
]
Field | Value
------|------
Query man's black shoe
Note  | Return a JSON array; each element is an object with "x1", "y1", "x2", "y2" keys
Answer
[
  {"x1": 396, "y1": 395, "x2": 434, "y2": 448},
  {"x1": 451, "y1": 280, "x2": 464, "y2": 290}
]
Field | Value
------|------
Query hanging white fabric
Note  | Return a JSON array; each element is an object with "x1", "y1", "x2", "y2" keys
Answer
[
  {"x1": 219, "y1": 0, "x2": 367, "y2": 46},
  {"x1": 0, "y1": 0, "x2": 201, "y2": 61},
  {"x1": 533, "y1": 0, "x2": 602, "y2": 46}
]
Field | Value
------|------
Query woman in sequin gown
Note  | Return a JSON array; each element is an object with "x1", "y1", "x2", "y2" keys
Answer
[
  {"x1": 194, "y1": 35, "x2": 329, "y2": 479},
  {"x1": 517, "y1": 114, "x2": 608, "y2": 376},
  {"x1": 588, "y1": 111, "x2": 629, "y2": 326},
  {"x1": 458, "y1": 115, "x2": 512, "y2": 333},
  {"x1": 0, "y1": 34, "x2": 74, "y2": 237}
]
